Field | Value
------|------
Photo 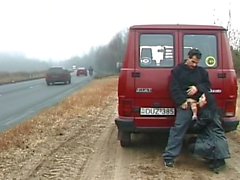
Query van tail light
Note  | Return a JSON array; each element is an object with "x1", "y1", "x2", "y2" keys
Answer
[
  {"x1": 120, "y1": 99, "x2": 133, "y2": 117},
  {"x1": 224, "y1": 101, "x2": 236, "y2": 117}
]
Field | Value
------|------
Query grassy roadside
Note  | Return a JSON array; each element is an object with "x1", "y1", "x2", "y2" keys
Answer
[
  {"x1": 0, "y1": 71, "x2": 46, "y2": 85},
  {"x1": 0, "y1": 76, "x2": 118, "y2": 151},
  {"x1": 0, "y1": 76, "x2": 239, "y2": 150}
]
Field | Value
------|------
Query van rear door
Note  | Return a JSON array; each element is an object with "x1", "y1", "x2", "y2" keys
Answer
[
  {"x1": 179, "y1": 30, "x2": 224, "y2": 106},
  {"x1": 133, "y1": 30, "x2": 178, "y2": 128},
  {"x1": 180, "y1": 29, "x2": 237, "y2": 124}
]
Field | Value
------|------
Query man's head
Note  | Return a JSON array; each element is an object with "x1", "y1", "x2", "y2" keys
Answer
[{"x1": 185, "y1": 49, "x2": 202, "y2": 69}]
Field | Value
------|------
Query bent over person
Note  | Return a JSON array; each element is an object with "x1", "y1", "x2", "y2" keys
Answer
[
  {"x1": 162, "y1": 48, "x2": 211, "y2": 167},
  {"x1": 189, "y1": 92, "x2": 230, "y2": 173}
]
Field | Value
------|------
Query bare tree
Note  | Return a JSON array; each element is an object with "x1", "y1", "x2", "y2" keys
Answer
[
  {"x1": 226, "y1": 9, "x2": 240, "y2": 50},
  {"x1": 93, "y1": 29, "x2": 128, "y2": 75}
]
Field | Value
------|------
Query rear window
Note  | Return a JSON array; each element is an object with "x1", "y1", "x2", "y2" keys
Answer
[
  {"x1": 183, "y1": 35, "x2": 218, "y2": 68},
  {"x1": 139, "y1": 34, "x2": 174, "y2": 68},
  {"x1": 48, "y1": 67, "x2": 66, "y2": 74}
]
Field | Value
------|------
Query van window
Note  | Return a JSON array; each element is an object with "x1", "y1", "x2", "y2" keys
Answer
[
  {"x1": 140, "y1": 34, "x2": 174, "y2": 67},
  {"x1": 183, "y1": 35, "x2": 218, "y2": 68}
]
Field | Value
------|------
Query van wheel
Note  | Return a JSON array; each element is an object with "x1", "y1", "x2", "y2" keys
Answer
[{"x1": 119, "y1": 131, "x2": 131, "y2": 147}]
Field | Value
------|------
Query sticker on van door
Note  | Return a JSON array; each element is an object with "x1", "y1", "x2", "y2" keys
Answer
[
  {"x1": 205, "y1": 56, "x2": 216, "y2": 67},
  {"x1": 136, "y1": 88, "x2": 152, "y2": 93},
  {"x1": 209, "y1": 89, "x2": 222, "y2": 94}
]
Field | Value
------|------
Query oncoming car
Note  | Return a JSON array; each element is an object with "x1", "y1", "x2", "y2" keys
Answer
[
  {"x1": 45, "y1": 67, "x2": 71, "y2": 85},
  {"x1": 76, "y1": 67, "x2": 88, "y2": 76}
]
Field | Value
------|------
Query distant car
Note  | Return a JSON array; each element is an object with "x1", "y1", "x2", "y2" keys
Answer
[
  {"x1": 45, "y1": 67, "x2": 71, "y2": 85},
  {"x1": 76, "y1": 67, "x2": 88, "y2": 76}
]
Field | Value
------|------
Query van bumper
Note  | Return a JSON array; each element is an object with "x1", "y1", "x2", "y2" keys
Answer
[
  {"x1": 115, "y1": 118, "x2": 170, "y2": 133},
  {"x1": 115, "y1": 118, "x2": 135, "y2": 132},
  {"x1": 115, "y1": 117, "x2": 239, "y2": 133},
  {"x1": 223, "y1": 117, "x2": 239, "y2": 132}
]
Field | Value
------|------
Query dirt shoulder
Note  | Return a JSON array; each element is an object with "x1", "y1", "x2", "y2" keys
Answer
[{"x1": 0, "y1": 77, "x2": 240, "y2": 180}]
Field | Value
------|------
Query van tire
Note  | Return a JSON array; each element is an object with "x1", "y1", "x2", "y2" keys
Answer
[{"x1": 119, "y1": 131, "x2": 131, "y2": 147}]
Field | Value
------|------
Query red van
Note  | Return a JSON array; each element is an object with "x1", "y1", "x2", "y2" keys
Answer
[{"x1": 115, "y1": 24, "x2": 239, "y2": 147}]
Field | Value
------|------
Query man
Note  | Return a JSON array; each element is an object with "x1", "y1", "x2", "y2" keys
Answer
[
  {"x1": 162, "y1": 48, "x2": 211, "y2": 167},
  {"x1": 88, "y1": 66, "x2": 94, "y2": 76}
]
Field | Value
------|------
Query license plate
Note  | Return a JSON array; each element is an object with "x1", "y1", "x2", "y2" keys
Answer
[{"x1": 140, "y1": 108, "x2": 175, "y2": 116}]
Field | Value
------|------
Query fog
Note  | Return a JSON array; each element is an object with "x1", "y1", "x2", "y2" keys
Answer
[
  {"x1": 0, "y1": 52, "x2": 96, "y2": 73},
  {"x1": 0, "y1": 53, "x2": 50, "y2": 72}
]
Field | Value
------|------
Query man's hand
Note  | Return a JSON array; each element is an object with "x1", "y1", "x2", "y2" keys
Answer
[{"x1": 187, "y1": 86, "x2": 198, "y2": 96}]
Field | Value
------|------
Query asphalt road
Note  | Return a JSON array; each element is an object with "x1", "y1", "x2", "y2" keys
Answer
[{"x1": 0, "y1": 74, "x2": 92, "y2": 132}]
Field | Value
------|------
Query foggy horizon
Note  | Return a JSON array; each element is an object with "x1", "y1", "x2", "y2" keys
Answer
[{"x1": 0, "y1": 0, "x2": 239, "y2": 62}]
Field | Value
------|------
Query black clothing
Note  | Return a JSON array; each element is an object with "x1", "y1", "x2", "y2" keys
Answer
[
  {"x1": 163, "y1": 62, "x2": 211, "y2": 161},
  {"x1": 209, "y1": 159, "x2": 226, "y2": 173},
  {"x1": 88, "y1": 66, "x2": 93, "y2": 76},
  {"x1": 171, "y1": 63, "x2": 211, "y2": 107},
  {"x1": 191, "y1": 93, "x2": 230, "y2": 161}
]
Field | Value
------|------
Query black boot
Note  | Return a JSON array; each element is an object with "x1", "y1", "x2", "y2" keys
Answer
[{"x1": 209, "y1": 159, "x2": 226, "y2": 173}]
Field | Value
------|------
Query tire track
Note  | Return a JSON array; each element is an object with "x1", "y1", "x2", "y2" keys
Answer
[{"x1": 22, "y1": 100, "x2": 118, "y2": 179}]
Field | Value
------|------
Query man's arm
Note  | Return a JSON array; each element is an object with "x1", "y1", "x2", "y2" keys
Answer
[
  {"x1": 170, "y1": 69, "x2": 188, "y2": 107},
  {"x1": 196, "y1": 69, "x2": 211, "y2": 93}
]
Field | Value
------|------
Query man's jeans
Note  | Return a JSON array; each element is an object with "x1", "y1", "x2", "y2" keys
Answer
[{"x1": 163, "y1": 108, "x2": 192, "y2": 160}]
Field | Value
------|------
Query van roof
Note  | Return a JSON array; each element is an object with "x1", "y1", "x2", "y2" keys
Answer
[{"x1": 130, "y1": 24, "x2": 226, "y2": 31}]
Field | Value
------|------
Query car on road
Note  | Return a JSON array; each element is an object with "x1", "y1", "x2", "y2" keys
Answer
[
  {"x1": 76, "y1": 67, "x2": 88, "y2": 76},
  {"x1": 45, "y1": 67, "x2": 71, "y2": 85}
]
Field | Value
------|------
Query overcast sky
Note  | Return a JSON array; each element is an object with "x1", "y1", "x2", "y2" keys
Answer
[{"x1": 0, "y1": 0, "x2": 239, "y2": 61}]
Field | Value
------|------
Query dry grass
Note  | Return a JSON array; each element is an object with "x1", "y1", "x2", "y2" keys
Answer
[
  {"x1": 1, "y1": 76, "x2": 238, "y2": 150},
  {"x1": 0, "y1": 76, "x2": 118, "y2": 150},
  {"x1": 0, "y1": 71, "x2": 45, "y2": 84}
]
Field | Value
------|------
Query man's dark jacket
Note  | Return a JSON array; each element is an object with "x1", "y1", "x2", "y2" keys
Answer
[{"x1": 171, "y1": 63, "x2": 211, "y2": 106}]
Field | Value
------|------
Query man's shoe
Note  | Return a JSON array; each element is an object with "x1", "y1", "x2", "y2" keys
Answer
[{"x1": 164, "y1": 159, "x2": 174, "y2": 167}]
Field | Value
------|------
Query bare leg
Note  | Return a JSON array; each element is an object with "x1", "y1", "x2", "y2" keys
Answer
[{"x1": 191, "y1": 103, "x2": 198, "y2": 120}]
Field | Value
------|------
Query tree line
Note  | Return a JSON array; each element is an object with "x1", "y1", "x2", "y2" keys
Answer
[
  {"x1": 68, "y1": 27, "x2": 240, "y2": 77},
  {"x1": 62, "y1": 29, "x2": 128, "y2": 76},
  {"x1": 0, "y1": 25, "x2": 239, "y2": 77}
]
